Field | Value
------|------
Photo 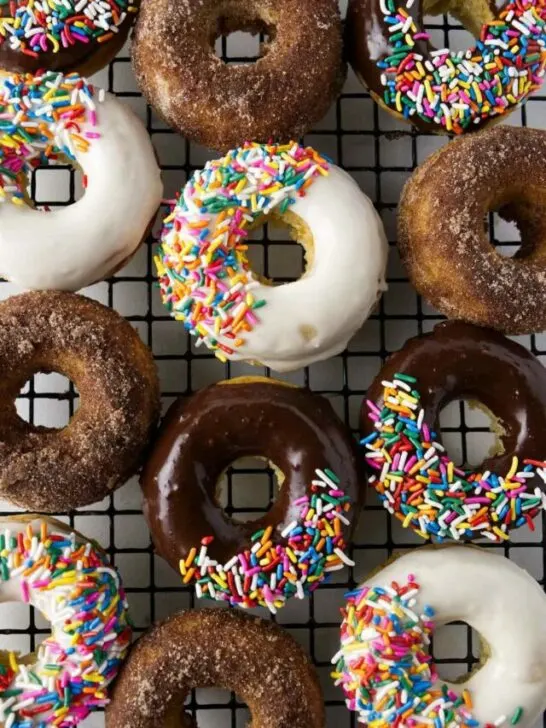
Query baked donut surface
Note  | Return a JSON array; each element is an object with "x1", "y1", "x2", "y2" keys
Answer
[
  {"x1": 398, "y1": 126, "x2": 546, "y2": 334},
  {"x1": 0, "y1": 291, "x2": 160, "y2": 512},
  {"x1": 105, "y1": 608, "x2": 325, "y2": 728},
  {"x1": 131, "y1": 0, "x2": 346, "y2": 151}
]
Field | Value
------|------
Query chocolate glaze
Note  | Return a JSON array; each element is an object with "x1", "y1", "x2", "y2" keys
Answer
[
  {"x1": 141, "y1": 378, "x2": 363, "y2": 568},
  {"x1": 361, "y1": 320, "x2": 546, "y2": 479},
  {"x1": 346, "y1": 0, "x2": 497, "y2": 133}
]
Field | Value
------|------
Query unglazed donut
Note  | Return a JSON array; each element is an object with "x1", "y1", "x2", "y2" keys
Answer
[
  {"x1": 0, "y1": 0, "x2": 137, "y2": 75},
  {"x1": 156, "y1": 142, "x2": 388, "y2": 372},
  {"x1": 106, "y1": 609, "x2": 325, "y2": 728},
  {"x1": 141, "y1": 377, "x2": 363, "y2": 612},
  {"x1": 132, "y1": 0, "x2": 345, "y2": 151},
  {"x1": 346, "y1": 0, "x2": 546, "y2": 133},
  {"x1": 0, "y1": 516, "x2": 131, "y2": 727},
  {"x1": 0, "y1": 71, "x2": 162, "y2": 292},
  {"x1": 398, "y1": 126, "x2": 546, "y2": 334},
  {"x1": 0, "y1": 291, "x2": 160, "y2": 512},
  {"x1": 332, "y1": 546, "x2": 546, "y2": 728},
  {"x1": 361, "y1": 320, "x2": 546, "y2": 542}
]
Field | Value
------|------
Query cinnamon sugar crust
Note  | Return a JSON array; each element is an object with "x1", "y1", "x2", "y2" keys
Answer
[
  {"x1": 105, "y1": 609, "x2": 325, "y2": 728},
  {"x1": 0, "y1": 291, "x2": 160, "y2": 512},
  {"x1": 131, "y1": 0, "x2": 346, "y2": 152},
  {"x1": 398, "y1": 126, "x2": 546, "y2": 335}
]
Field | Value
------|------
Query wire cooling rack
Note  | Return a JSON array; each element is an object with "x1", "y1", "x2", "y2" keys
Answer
[{"x1": 0, "y1": 2, "x2": 545, "y2": 727}]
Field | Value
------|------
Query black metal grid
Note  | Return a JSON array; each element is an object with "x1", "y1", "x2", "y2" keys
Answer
[{"x1": 0, "y1": 6, "x2": 544, "y2": 728}]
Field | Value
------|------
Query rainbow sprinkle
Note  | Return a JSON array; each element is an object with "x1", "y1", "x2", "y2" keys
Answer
[
  {"x1": 331, "y1": 576, "x2": 524, "y2": 727},
  {"x1": 0, "y1": 520, "x2": 131, "y2": 727},
  {"x1": 179, "y1": 468, "x2": 353, "y2": 613},
  {"x1": 0, "y1": 71, "x2": 100, "y2": 205},
  {"x1": 156, "y1": 141, "x2": 329, "y2": 362},
  {"x1": 375, "y1": 0, "x2": 546, "y2": 132},
  {"x1": 0, "y1": 0, "x2": 136, "y2": 57},
  {"x1": 363, "y1": 375, "x2": 546, "y2": 542}
]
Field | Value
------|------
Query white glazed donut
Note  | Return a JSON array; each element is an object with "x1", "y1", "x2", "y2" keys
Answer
[
  {"x1": 0, "y1": 516, "x2": 131, "y2": 727},
  {"x1": 157, "y1": 142, "x2": 388, "y2": 372},
  {"x1": 332, "y1": 546, "x2": 546, "y2": 728},
  {"x1": 0, "y1": 71, "x2": 163, "y2": 292}
]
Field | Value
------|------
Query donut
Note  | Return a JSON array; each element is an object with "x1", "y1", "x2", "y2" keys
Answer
[
  {"x1": 131, "y1": 0, "x2": 345, "y2": 152},
  {"x1": 0, "y1": 71, "x2": 162, "y2": 292},
  {"x1": 0, "y1": 516, "x2": 132, "y2": 727},
  {"x1": 106, "y1": 608, "x2": 324, "y2": 728},
  {"x1": 156, "y1": 141, "x2": 388, "y2": 372},
  {"x1": 0, "y1": 290, "x2": 160, "y2": 512},
  {"x1": 331, "y1": 545, "x2": 546, "y2": 728},
  {"x1": 361, "y1": 320, "x2": 546, "y2": 542},
  {"x1": 398, "y1": 126, "x2": 546, "y2": 334},
  {"x1": 0, "y1": 0, "x2": 137, "y2": 75},
  {"x1": 140, "y1": 376, "x2": 363, "y2": 613},
  {"x1": 346, "y1": 0, "x2": 546, "y2": 134}
]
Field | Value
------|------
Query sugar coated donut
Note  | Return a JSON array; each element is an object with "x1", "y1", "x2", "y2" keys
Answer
[
  {"x1": 0, "y1": 516, "x2": 131, "y2": 727},
  {"x1": 0, "y1": 71, "x2": 162, "y2": 292},
  {"x1": 346, "y1": 0, "x2": 546, "y2": 133},
  {"x1": 0, "y1": 0, "x2": 137, "y2": 75},
  {"x1": 106, "y1": 609, "x2": 324, "y2": 728},
  {"x1": 361, "y1": 320, "x2": 546, "y2": 542},
  {"x1": 132, "y1": 0, "x2": 345, "y2": 151},
  {"x1": 399, "y1": 126, "x2": 546, "y2": 334},
  {"x1": 141, "y1": 377, "x2": 362, "y2": 613},
  {"x1": 332, "y1": 546, "x2": 546, "y2": 728},
  {"x1": 0, "y1": 291, "x2": 160, "y2": 512},
  {"x1": 156, "y1": 142, "x2": 388, "y2": 372}
]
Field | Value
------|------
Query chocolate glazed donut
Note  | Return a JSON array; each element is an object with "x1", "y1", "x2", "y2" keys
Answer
[{"x1": 141, "y1": 377, "x2": 363, "y2": 569}]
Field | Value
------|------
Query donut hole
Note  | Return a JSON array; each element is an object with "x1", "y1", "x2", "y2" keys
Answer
[
  {"x1": 485, "y1": 212, "x2": 523, "y2": 258},
  {"x1": 216, "y1": 456, "x2": 283, "y2": 524},
  {"x1": 17, "y1": 372, "x2": 80, "y2": 430},
  {"x1": 432, "y1": 620, "x2": 485, "y2": 683},
  {"x1": 213, "y1": 8, "x2": 275, "y2": 64},
  {"x1": 438, "y1": 399, "x2": 505, "y2": 467},
  {"x1": 180, "y1": 689, "x2": 249, "y2": 727},
  {"x1": 247, "y1": 210, "x2": 312, "y2": 285}
]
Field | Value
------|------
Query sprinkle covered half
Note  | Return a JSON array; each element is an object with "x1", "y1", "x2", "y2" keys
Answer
[
  {"x1": 0, "y1": 70, "x2": 100, "y2": 205},
  {"x1": 375, "y1": 0, "x2": 546, "y2": 132},
  {"x1": 363, "y1": 375, "x2": 546, "y2": 542},
  {"x1": 331, "y1": 576, "x2": 524, "y2": 727},
  {"x1": 0, "y1": 520, "x2": 131, "y2": 727},
  {"x1": 179, "y1": 468, "x2": 353, "y2": 613},
  {"x1": 156, "y1": 141, "x2": 329, "y2": 362},
  {"x1": 0, "y1": 0, "x2": 136, "y2": 57}
]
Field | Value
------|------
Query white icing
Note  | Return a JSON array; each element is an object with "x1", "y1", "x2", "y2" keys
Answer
[
  {"x1": 355, "y1": 547, "x2": 546, "y2": 728},
  {"x1": 0, "y1": 94, "x2": 163, "y2": 291},
  {"x1": 217, "y1": 165, "x2": 388, "y2": 372},
  {"x1": 367, "y1": 13, "x2": 393, "y2": 61}
]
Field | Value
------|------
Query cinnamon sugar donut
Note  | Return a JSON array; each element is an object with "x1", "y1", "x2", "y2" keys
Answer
[
  {"x1": 131, "y1": 0, "x2": 346, "y2": 151},
  {"x1": 0, "y1": 291, "x2": 160, "y2": 511},
  {"x1": 106, "y1": 609, "x2": 325, "y2": 728},
  {"x1": 398, "y1": 126, "x2": 546, "y2": 334}
]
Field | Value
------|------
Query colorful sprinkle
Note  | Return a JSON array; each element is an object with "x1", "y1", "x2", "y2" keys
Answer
[
  {"x1": 179, "y1": 468, "x2": 353, "y2": 613},
  {"x1": 376, "y1": 0, "x2": 546, "y2": 132},
  {"x1": 362, "y1": 376, "x2": 546, "y2": 541},
  {"x1": 0, "y1": 70, "x2": 100, "y2": 204},
  {"x1": 156, "y1": 141, "x2": 329, "y2": 361},
  {"x1": 0, "y1": 520, "x2": 131, "y2": 727},
  {"x1": 331, "y1": 576, "x2": 521, "y2": 727}
]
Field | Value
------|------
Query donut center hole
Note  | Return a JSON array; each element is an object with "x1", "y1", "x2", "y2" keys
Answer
[
  {"x1": 438, "y1": 399, "x2": 505, "y2": 468},
  {"x1": 247, "y1": 210, "x2": 312, "y2": 286},
  {"x1": 485, "y1": 212, "x2": 523, "y2": 258},
  {"x1": 18, "y1": 372, "x2": 80, "y2": 430},
  {"x1": 216, "y1": 456, "x2": 283, "y2": 524},
  {"x1": 180, "y1": 689, "x2": 250, "y2": 727},
  {"x1": 432, "y1": 621, "x2": 483, "y2": 683},
  {"x1": 213, "y1": 12, "x2": 275, "y2": 63}
]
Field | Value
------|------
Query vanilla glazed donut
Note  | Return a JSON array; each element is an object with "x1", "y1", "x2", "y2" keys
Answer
[
  {"x1": 332, "y1": 546, "x2": 546, "y2": 728},
  {"x1": 0, "y1": 516, "x2": 132, "y2": 728},
  {"x1": 132, "y1": 0, "x2": 346, "y2": 152},
  {"x1": 398, "y1": 126, "x2": 546, "y2": 334},
  {"x1": 346, "y1": 0, "x2": 546, "y2": 134},
  {"x1": 156, "y1": 142, "x2": 388, "y2": 372},
  {"x1": 0, "y1": 71, "x2": 162, "y2": 292},
  {"x1": 106, "y1": 609, "x2": 325, "y2": 728}
]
